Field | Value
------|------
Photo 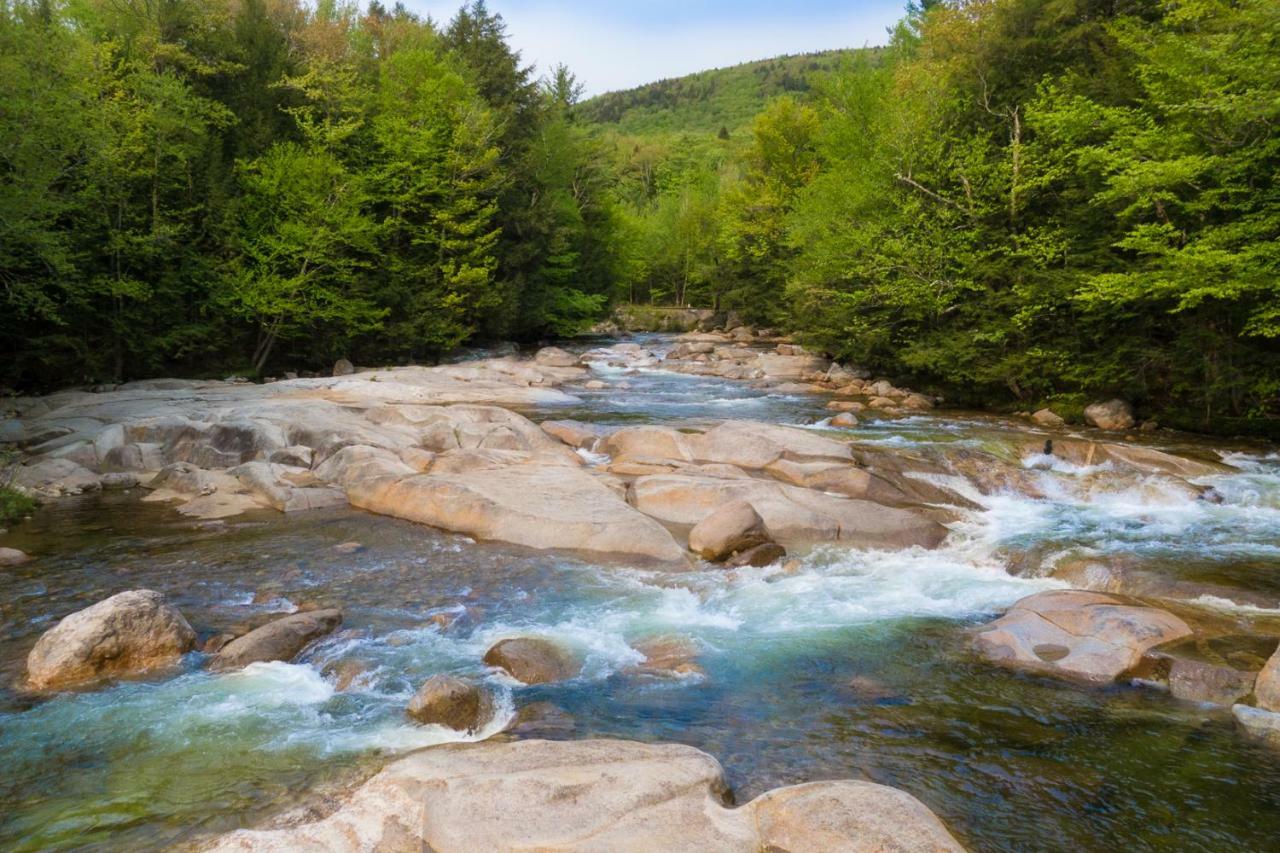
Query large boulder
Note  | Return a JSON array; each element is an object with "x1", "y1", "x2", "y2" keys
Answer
[
  {"x1": 632, "y1": 474, "x2": 948, "y2": 551},
  {"x1": 687, "y1": 500, "x2": 771, "y2": 561},
  {"x1": 25, "y1": 590, "x2": 196, "y2": 690},
  {"x1": 484, "y1": 637, "x2": 581, "y2": 685},
  {"x1": 205, "y1": 739, "x2": 962, "y2": 852},
  {"x1": 974, "y1": 590, "x2": 1192, "y2": 684},
  {"x1": 1084, "y1": 399, "x2": 1135, "y2": 431},
  {"x1": 211, "y1": 609, "x2": 343, "y2": 671},
  {"x1": 407, "y1": 675, "x2": 493, "y2": 732},
  {"x1": 346, "y1": 465, "x2": 686, "y2": 562}
]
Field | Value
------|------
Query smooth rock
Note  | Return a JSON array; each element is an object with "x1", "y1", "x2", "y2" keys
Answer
[
  {"x1": 1256, "y1": 645, "x2": 1280, "y2": 712},
  {"x1": 1168, "y1": 657, "x2": 1256, "y2": 707},
  {"x1": 484, "y1": 637, "x2": 581, "y2": 685},
  {"x1": 25, "y1": 590, "x2": 196, "y2": 690},
  {"x1": 332, "y1": 358, "x2": 355, "y2": 376},
  {"x1": 974, "y1": 590, "x2": 1193, "y2": 684},
  {"x1": 687, "y1": 500, "x2": 771, "y2": 561},
  {"x1": 1233, "y1": 704, "x2": 1280, "y2": 745},
  {"x1": 632, "y1": 474, "x2": 948, "y2": 551},
  {"x1": 347, "y1": 465, "x2": 685, "y2": 562},
  {"x1": 830, "y1": 412, "x2": 859, "y2": 428},
  {"x1": 539, "y1": 419, "x2": 599, "y2": 449},
  {"x1": 407, "y1": 674, "x2": 492, "y2": 732},
  {"x1": 205, "y1": 739, "x2": 963, "y2": 853},
  {"x1": 1084, "y1": 399, "x2": 1135, "y2": 431},
  {"x1": 533, "y1": 347, "x2": 580, "y2": 368},
  {"x1": 0, "y1": 547, "x2": 32, "y2": 566},
  {"x1": 211, "y1": 610, "x2": 342, "y2": 671},
  {"x1": 1031, "y1": 408, "x2": 1065, "y2": 428}
]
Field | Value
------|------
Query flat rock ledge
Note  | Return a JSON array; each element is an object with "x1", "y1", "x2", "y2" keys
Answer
[{"x1": 205, "y1": 738, "x2": 964, "y2": 852}]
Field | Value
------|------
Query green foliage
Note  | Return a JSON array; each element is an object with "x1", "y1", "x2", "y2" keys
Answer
[
  {"x1": 1, "y1": 0, "x2": 618, "y2": 387},
  {"x1": 0, "y1": 487, "x2": 35, "y2": 525},
  {"x1": 0, "y1": 448, "x2": 35, "y2": 524}
]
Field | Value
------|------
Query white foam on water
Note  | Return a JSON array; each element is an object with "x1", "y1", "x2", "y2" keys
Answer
[
  {"x1": 575, "y1": 447, "x2": 610, "y2": 466},
  {"x1": 207, "y1": 661, "x2": 335, "y2": 713},
  {"x1": 1188, "y1": 595, "x2": 1280, "y2": 615}
]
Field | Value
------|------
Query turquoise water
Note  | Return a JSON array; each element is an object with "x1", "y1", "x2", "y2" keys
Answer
[{"x1": 2, "y1": 339, "x2": 1279, "y2": 851}]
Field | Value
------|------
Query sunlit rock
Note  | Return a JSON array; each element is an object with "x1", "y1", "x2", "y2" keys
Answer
[
  {"x1": 204, "y1": 739, "x2": 964, "y2": 852},
  {"x1": 483, "y1": 637, "x2": 581, "y2": 685},
  {"x1": 687, "y1": 500, "x2": 772, "y2": 561},
  {"x1": 974, "y1": 590, "x2": 1193, "y2": 684},
  {"x1": 25, "y1": 590, "x2": 195, "y2": 690}
]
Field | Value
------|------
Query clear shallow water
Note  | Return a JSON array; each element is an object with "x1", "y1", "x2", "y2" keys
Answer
[{"x1": 2, "y1": 339, "x2": 1280, "y2": 851}]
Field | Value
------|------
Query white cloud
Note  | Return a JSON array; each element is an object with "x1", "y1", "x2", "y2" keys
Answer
[{"x1": 402, "y1": 3, "x2": 902, "y2": 96}]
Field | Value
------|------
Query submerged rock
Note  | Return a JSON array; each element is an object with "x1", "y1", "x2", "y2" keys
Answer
[
  {"x1": 484, "y1": 637, "x2": 581, "y2": 685},
  {"x1": 628, "y1": 635, "x2": 703, "y2": 678},
  {"x1": 25, "y1": 590, "x2": 196, "y2": 690},
  {"x1": 407, "y1": 675, "x2": 493, "y2": 733},
  {"x1": 974, "y1": 590, "x2": 1193, "y2": 684},
  {"x1": 211, "y1": 609, "x2": 342, "y2": 671},
  {"x1": 687, "y1": 500, "x2": 772, "y2": 561},
  {"x1": 205, "y1": 739, "x2": 963, "y2": 852}
]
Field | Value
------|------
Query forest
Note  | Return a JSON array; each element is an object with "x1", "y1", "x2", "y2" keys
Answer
[{"x1": 2, "y1": 0, "x2": 1278, "y2": 435}]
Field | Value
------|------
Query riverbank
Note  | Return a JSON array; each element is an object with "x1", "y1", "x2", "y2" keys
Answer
[{"x1": 2, "y1": 333, "x2": 1280, "y2": 850}]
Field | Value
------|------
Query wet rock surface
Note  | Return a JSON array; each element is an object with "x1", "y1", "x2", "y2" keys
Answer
[
  {"x1": 974, "y1": 590, "x2": 1193, "y2": 684},
  {"x1": 211, "y1": 610, "x2": 343, "y2": 671}
]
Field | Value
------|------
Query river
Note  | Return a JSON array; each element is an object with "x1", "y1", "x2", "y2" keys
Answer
[{"x1": 2, "y1": 334, "x2": 1279, "y2": 851}]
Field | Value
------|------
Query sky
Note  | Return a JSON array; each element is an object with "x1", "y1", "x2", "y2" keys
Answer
[{"x1": 400, "y1": 1, "x2": 909, "y2": 96}]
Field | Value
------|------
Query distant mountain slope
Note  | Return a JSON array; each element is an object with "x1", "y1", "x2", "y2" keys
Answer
[{"x1": 577, "y1": 49, "x2": 875, "y2": 136}]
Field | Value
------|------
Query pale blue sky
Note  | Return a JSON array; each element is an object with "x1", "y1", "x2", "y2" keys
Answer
[{"x1": 401, "y1": 1, "x2": 908, "y2": 95}]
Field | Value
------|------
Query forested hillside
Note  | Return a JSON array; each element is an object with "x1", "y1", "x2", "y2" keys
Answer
[
  {"x1": 2, "y1": 0, "x2": 1277, "y2": 435},
  {"x1": 577, "y1": 50, "x2": 866, "y2": 136},
  {"x1": 0, "y1": 0, "x2": 616, "y2": 387}
]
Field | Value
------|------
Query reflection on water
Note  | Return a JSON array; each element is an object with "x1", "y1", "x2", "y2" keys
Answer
[{"x1": 2, "y1": 340, "x2": 1280, "y2": 851}]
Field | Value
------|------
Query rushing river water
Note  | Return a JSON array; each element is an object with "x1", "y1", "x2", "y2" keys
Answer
[{"x1": 2, "y1": 334, "x2": 1280, "y2": 851}]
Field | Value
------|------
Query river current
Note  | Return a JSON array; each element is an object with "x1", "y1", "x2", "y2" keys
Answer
[{"x1": 2, "y1": 334, "x2": 1279, "y2": 851}]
